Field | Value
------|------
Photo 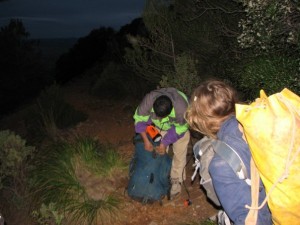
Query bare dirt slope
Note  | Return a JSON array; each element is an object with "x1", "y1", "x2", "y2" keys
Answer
[{"x1": 61, "y1": 77, "x2": 218, "y2": 225}]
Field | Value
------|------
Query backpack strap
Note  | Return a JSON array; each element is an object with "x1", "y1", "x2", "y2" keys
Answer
[
  {"x1": 211, "y1": 140, "x2": 251, "y2": 185},
  {"x1": 192, "y1": 136, "x2": 222, "y2": 206}
]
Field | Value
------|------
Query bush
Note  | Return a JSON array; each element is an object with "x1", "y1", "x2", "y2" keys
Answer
[
  {"x1": 0, "y1": 130, "x2": 35, "y2": 190},
  {"x1": 25, "y1": 83, "x2": 87, "y2": 141},
  {"x1": 236, "y1": 0, "x2": 300, "y2": 54},
  {"x1": 88, "y1": 61, "x2": 153, "y2": 99},
  {"x1": 159, "y1": 54, "x2": 201, "y2": 96},
  {"x1": 0, "y1": 19, "x2": 51, "y2": 117},
  {"x1": 31, "y1": 202, "x2": 64, "y2": 225},
  {"x1": 32, "y1": 137, "x2": 127, "y2": 225},
  {"x1": 231, "y1": 56, "x2": 300, "y2": 100}
]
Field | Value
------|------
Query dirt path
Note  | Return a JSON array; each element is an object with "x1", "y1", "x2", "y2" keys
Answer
[{"x1": 62, "y1": 78, "x2": 218, "y2": 225}]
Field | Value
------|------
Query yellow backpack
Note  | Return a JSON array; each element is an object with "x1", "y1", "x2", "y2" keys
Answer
[{"x1": 236, "y1": 88, "x2": 300, "y2": 225}]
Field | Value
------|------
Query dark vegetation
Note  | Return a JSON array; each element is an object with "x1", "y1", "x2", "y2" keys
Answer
[{"x1": 0, "y1": 0, "x2": 299, "y2": 224}]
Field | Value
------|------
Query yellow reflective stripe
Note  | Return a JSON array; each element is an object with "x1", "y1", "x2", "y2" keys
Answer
[
  {"x1": 175, "y1": 123, "x2": 189, "y2": 135},
  {"x1": 133, "y1": 108, "x2": 149, "y2": 124},
  {"x1": 169, "y1": 108, "x2": 175, "y2": 118}
]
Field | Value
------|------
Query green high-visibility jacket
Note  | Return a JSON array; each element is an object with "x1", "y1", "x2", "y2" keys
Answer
[{"x1": 133, "y1": 87, "x2": 189, "y2": 146}]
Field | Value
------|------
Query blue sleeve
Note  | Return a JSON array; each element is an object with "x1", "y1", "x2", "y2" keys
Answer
[
  {"x1": 209, "y1": 155, "x2": 272, "y2": 225},
  {"x1": 209, "y1": 155, "x2": 251, "y2": 225}
]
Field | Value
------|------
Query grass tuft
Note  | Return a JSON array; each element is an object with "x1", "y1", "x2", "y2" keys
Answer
[
  {"x1": 25, "y1": 83, "x2": 87, "y2": 142},
  {"x1": 32, "y1": 137, "x2": 127, "y2": 225}
]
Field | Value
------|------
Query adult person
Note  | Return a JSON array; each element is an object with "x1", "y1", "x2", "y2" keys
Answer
[
  {"x1": 185, "y1": 80, "x2": 272, "y2": 225},
  {"x1": 133, "y1": 87, "x2": 190, "y2": 199}
]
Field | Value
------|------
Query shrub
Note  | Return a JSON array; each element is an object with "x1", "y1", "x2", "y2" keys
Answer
[
  {"x1": 231, "y1": 56, "x2": 300, "y2": 100},
  {"x1": 32, "y1": 202, "x2": 64, "y2": 225},
  {"x1": 0, "y1": 130, "x2": 35, "y2": 190},
  {"x1": 236, "y1": 0, "x2": 300, "y2": 54},
  {"x1": 32, "y1": 137, "x2": 127, "y2": 225},
  {"x1": 88, "y1": 61, "x2": 153, "y2": 99},
  {"x1": 159, "y1": 54, "x2": 201, "y2": 96},
  {"x1": 89, "y1": 62, "x2": 129, "y2": 99},
  {"x1": 25, "y1": 83, "x2": 87, "y2": 141}
]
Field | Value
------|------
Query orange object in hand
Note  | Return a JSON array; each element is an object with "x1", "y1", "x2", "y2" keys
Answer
[{"x1": 146, "y1": 125, "x2": 162, "y2": 142}]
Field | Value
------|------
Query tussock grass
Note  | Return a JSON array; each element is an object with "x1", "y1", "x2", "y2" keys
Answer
[
  {"x1": 32, "y1": 137, "x2": 127, "y2": 225},
  {"x1": 25, "y1": 83, "x2": 87, "y2": 142}
]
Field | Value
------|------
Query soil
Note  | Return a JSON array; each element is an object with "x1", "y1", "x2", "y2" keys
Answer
[{"x1": 0, "y1": 77, "x2": 218, "y2": 225}]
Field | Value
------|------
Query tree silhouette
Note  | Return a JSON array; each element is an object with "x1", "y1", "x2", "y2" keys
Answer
[
  {"x1": 0, "y1": 19, "x2": 48, "y2": 116},
  {"x1": 55, "y1": 27, "x2": 118, "y2": 84}
]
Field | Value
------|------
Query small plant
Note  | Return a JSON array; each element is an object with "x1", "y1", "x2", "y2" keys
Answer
[
  {"x1": 73, "y1": 138, "x2": 127, "y2": 177},
  {"x1": 0, "y1": 130, "x2": 35, "y2": 190},
  {"x1": 33, "y1": 137, "x2": 127, "y2": 225},
  {"x1": 32, "y1": 202, "x2": 64, "y2": 225},
  {"x1": 25, "y1": 83, "x2": 87, "y2": 141}
]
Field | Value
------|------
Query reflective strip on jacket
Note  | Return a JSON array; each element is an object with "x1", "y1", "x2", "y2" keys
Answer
[{"x1": 133, "y1": 87, "x2": 189, "y2": 146}]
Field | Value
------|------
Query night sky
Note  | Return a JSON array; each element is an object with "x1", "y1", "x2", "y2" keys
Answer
[{"x1": 0, "y1": 0, "x2": 145, "y2": 39}]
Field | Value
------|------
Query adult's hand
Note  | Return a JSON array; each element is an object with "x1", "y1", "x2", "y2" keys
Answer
[
  {"x1": 155, "y1": 143, "x2": 166, "y2": 155},
  {"x1": 144, "y1": 139, "x2": 154, "y2": 151},
  {"x1": 140, "y1": 131, "x2": 153, "y2": 151}
]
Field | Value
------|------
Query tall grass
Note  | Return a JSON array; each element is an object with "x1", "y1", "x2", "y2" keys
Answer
[
  {"x1": 25, "y1": 83, "x2": 87, "y2": 142},
  {"x1": 73, "y1": 138, "x2": 126, "y2": 177},
  {"x1": 32, "y1": 137, "x2": 127, "y2": 225}
]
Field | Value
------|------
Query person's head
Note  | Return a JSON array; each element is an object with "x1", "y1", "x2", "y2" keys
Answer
[
  {"x1": 185, "y1": 80, "x2": 238, "y2": 138},
  {"x1": 153, "y1": 95, "x2": 173, "y2": 118}
]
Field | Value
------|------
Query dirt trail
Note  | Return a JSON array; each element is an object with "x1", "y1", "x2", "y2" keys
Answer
[{"x1": 61, "y1": 77, "x2": 218, "y2": 225}]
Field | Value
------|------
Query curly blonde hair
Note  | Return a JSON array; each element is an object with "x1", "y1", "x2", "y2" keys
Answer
[{"x1": 185, "y1": 80, "x2": 238, "y2": 138}]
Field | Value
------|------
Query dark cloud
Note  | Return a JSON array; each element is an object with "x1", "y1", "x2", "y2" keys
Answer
[{"x1": 0, "y1": 0, "x2": 145, "y2": 38}]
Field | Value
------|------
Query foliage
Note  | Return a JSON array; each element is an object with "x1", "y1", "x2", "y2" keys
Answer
[
  {"x1": 230, "y1": 55, "x2": 300, "y2": 100},
  {"x1": 32, "y1": 202, "x2": 64, "y2": 225},
  {"x1": 32, "y1": 137, "x2": 127, "y2": 225},
  {"x1": 124, "y1": 0, "x2": 175, "y2": 85},
  {"x1": 175, "y1": 0, "x2": 243, "y2": 75},
  {"x1": 0, "y1": 130, "x2": 35, "y2": 190},
  {"x1": 125, "y1": 0, "x2": 195, "y2": 85},
  {"x1": 159, "y1": 53, "x2": 201, "y2": 96},
  {"x1": 25, "y1": 83, "x2": 87, "y2": 141},
  {"x1": 0, "y1": 19, "x2": 50, "y2": 116},
  {"x1": 88, "y1": 61, "x2": 153, "y2": 99},
  {"x1": 236, "y1": 0, "x2": 300, "y2": 54},
  {"x1": 124, "y1": 0, "x2": 243, "y2": 87},
  {"x1": 72, "y1": 137, "x2": 127, "y2": 177}
]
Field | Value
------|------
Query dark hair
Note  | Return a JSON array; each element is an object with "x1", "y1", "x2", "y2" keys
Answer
[{"x1": 153, "y1": 95, "x2": 173, "y2": 118}]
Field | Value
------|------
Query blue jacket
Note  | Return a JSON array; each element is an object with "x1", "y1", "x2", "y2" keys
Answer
[{"x1": 209, "y1": 116, "x2": 272, "y2": 225}]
